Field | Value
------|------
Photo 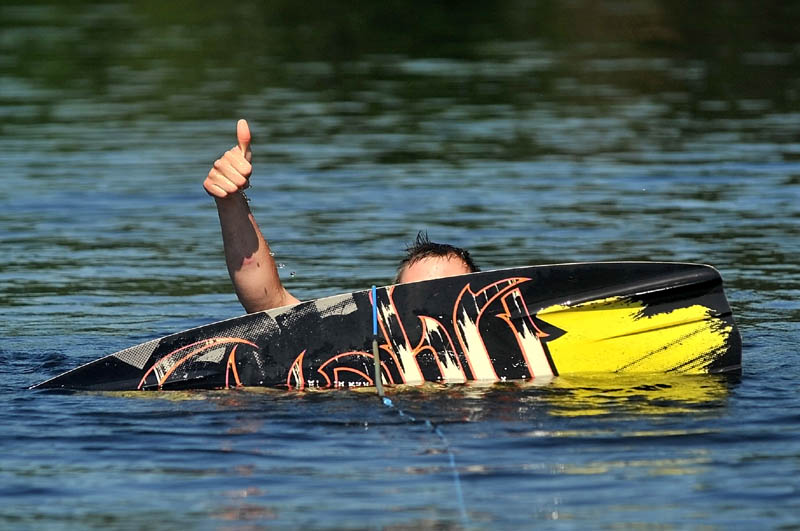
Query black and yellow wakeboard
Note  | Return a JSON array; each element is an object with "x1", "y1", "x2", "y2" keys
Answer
[{"x1": 31, "y1": 262, "x2": 741, "y2": 391}]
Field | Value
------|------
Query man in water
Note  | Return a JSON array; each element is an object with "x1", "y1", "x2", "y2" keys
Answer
[{"x1": 204, "y1": 119, "x2": 478, "y2": 313}]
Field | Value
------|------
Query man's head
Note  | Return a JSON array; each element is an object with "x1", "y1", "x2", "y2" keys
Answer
[{"x1": 395, "y1": 232, "x2": 479, "y2": 284}]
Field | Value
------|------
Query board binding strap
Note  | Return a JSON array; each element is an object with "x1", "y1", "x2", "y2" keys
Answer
[{"x1": 31, "y1": 262, "x2": 741, "y2": 392}]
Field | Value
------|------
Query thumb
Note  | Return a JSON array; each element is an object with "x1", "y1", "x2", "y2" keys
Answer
[{"x1": 237, "y1": 119, "x2": 251, "y2": 158}]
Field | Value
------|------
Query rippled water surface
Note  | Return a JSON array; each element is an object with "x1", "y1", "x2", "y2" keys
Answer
[{"x1": 2, "y1": 1, "x2": 799, "y2": 528}]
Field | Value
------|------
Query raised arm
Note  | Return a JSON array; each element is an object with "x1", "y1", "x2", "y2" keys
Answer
[{"x1": 204, "y1": 119, "x2": 300, "y2": 313}]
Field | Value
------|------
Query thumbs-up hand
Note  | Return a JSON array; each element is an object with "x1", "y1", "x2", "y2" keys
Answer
[{"x1": 204, "y1": 119, "x2": 253, "y2": 199}]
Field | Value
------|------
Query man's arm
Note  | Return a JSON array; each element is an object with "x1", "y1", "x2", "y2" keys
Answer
[{"x1": 204, "y1": 119, "x2": 300, "y2": 313}]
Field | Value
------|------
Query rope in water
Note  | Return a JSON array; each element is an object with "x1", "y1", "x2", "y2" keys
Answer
[{"x1": 371, "y1": 286, "x2": 469, "y2": 525}]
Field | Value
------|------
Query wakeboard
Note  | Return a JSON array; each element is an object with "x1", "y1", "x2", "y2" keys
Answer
[{"x1": 31, "y1": 262, "x2": 741, "y2": 391}]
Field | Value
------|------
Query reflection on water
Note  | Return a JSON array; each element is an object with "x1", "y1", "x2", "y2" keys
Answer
[
  {"x1": 102, "y1": 371, "x2": 734, "y2": 419},
  {"x1": 2, "y1": 0, "x2": 800, "y2": 528},
  {"x1": 377, "y1": 372, "x2": 733, "y2": 420},
  {"x1": 538, "y1": 373, "x2": 733, "y2": 416}
]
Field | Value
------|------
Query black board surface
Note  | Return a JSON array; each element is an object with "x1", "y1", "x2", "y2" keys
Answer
[{"x1": 32, "y1": 262, "x2": 741, "y2": 391}]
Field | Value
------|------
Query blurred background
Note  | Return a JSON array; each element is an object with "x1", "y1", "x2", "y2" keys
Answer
[{"x1": 2, "y1": 0, "x2": 798, "y2": 321}]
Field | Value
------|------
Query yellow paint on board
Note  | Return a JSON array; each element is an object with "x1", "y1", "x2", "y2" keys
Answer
[{"x1": 538, "y1": 297, "x2": 732, "y2": 375}]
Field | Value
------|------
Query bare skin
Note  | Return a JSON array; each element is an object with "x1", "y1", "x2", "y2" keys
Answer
[
  {"x1": 396, "y1": 255, "x2": 472, "y2": 284},
  {"x1": 206, "y1": 120, "x2": 471, "y2": 313},
  {"x1": 205, "y1": 119, "x2": 300, "y2": 312}
]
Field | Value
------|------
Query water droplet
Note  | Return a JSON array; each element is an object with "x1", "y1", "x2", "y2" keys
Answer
[
  {"x1": 277, "y1": 263, "x2": 285, "y2": 269},
  {"x1": 290, "y1": 271, "x2": 296, "y2": 278}
]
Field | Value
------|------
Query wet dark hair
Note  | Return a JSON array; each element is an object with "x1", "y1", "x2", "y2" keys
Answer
[{"x1": 394, "y1": 231, "x2": 479, "y2": 283}]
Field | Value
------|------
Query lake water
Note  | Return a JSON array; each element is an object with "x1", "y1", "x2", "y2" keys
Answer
[{"x1": 1, "y1": 1, "x2": 799, "y2": 528}]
